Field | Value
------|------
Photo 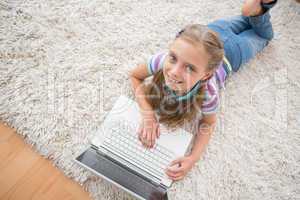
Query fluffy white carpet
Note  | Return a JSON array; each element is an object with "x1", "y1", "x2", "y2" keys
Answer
[{"x1": 0, "y1": 0, "x2": 299, "y2": 199}]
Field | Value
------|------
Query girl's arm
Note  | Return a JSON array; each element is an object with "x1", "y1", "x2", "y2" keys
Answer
[
  {"x1": 189, "y1": 113, "x2": 217, "y2": 163},
  {"x1": 129, "y1": 64, "x2": 160, "y2": 148},
  {"x1": 165, "y1": 113, "x2": 217, "y2": 180},
  {"x1": 129, "y1": 63, "x2": 153, "y2": 115}
]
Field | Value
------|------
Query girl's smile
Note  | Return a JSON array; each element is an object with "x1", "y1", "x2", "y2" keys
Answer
[
  {"x1": 166, "y1": 75, "x2": 182, "y2": 84},
  {"x1": 165, "y1": 74, "x2": 183, "y2": 89}
]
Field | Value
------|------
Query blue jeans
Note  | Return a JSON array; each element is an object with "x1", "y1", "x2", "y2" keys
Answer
[{"x1": 207, "y1": 2, "x2": 276, "y2": 72}]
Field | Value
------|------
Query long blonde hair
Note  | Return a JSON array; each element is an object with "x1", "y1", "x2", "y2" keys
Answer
[{"x1": 145, "y1": 24, "x2": 224, "y2": 128}]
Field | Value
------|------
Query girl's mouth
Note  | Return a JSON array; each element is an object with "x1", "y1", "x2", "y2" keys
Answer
[{"x1": 167, "y1": 75, "x2": 183, "y2": 84}]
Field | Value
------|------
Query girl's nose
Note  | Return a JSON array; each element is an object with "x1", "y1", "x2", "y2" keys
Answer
[{"x1": 170, "y1": 63, "x2": 182, "y2": 79}]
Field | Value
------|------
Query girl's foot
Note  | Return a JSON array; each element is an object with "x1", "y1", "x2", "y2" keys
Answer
[{"x1": 242, "y1": 0, "x2": 275, "y2": 17}]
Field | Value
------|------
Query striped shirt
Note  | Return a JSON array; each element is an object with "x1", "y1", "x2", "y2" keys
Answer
[{"x1": 147, "y1": 52, "x2": 232, "y2": 115}]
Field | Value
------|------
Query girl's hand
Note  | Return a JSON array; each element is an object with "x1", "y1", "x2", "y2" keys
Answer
[
  {"x1": 137, "y1": 112, "x2": 160, "y2": 148},
  {"x1": 165, "y1": 156, "x2": 196, "y2": 181}
]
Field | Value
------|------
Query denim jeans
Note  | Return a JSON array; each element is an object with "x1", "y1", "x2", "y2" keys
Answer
[{"x1": 207, "y1": 1, "x2": 276, "y2": 72}]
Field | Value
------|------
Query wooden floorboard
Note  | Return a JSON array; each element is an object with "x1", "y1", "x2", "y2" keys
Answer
[{"x1": 0, "y1": 123, "x2": 92, "y2": 200}]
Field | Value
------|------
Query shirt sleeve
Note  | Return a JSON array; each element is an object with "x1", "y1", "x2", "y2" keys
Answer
[
  {"x1": 201, "y1": 79, "x2": 220, "y2": 115},
  {"x1": 147, "y1": 52, "x2": 167, "y2": 75}
]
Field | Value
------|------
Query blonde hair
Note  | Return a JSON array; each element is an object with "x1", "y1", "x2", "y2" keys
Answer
[
  {"x1": 176, "y1": 24, "x2": 224, "y2": 71},
  {"x1": 145, "y1": 24, "x2": 224, "y2": 128}
]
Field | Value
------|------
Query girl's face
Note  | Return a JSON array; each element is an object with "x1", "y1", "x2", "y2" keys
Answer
[{"x1": 163, "y1": 38, "x2": 212, "y2": 95}]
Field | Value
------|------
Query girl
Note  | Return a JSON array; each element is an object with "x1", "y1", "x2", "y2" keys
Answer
[{"x1": 129, "y1": 0, "x2": 277, "y2": 181}]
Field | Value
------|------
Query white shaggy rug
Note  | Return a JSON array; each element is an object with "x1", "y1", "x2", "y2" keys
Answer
[{"x1": 0, "y1": 0, "x2": 299, "y2": 199}]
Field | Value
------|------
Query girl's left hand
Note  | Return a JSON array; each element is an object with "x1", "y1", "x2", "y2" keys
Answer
[{"x1": 165, "y1": 156, "x2": 196, "y2": 181}]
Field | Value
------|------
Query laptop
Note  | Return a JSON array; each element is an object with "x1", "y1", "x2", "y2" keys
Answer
[{"x1": 74, "y1": 95, "x2": 193, "y2": 200}]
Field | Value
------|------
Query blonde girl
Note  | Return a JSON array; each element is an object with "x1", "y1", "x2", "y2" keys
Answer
[{"x1": 129, "y1": 0, "x2": 277, "y2": 181}]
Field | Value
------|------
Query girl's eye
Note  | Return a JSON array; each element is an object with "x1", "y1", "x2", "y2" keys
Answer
[
  {"x1": 186, "y1": 64, "x2": 194, "y2": 73},
  {"x1": 169, "y1": 55, "x2": 176, "y2": 63}
]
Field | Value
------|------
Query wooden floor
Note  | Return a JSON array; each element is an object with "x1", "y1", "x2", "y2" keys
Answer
[{"x1": 0, "y1": 123, "x2": 92, "y2": 200}]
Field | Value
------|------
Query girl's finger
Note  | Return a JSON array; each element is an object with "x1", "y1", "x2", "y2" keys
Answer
[
  {"x1": 140, "y1": 128, "x2": 146, "y2": 144},
  {"x1": 167, "y1": 162, "x2": 183, "y2": 173},
  {"x1": 137, "y1": 125, "x2": 143, "y2": 136},
  {"x1": 166, "y1": 170, "x2": 183, "y2": 179},
  {"x1": 138, "y1": 133, "x2": 143, "y2": 142},
  {"x1": 142, "y1": 127, "x2": 147, "y2": 140},
  {"x1": 173, "y1": 175, "x2": 185, "y2": 181},
  {"x1": 165, "y1": 170, "x2": 182, "y2": 178},
  {"x1": 156, "y1": 124, "x2": 160, "y2": 139},
  {"x1": 166, "y1": 165, "x2": 183, "y2": 175},
  {"x1": 151, "y1": 127, "x2": 156, "y2": 148},
  {"x1": 142, "y1": 128, "x2": 149, "y2": 147},
  {"x1": 146, "y1": 130, "x2": 152, "y2": 148},
  {"x1": 170, "y1": 157, "x2": 185, "y2": 166}
]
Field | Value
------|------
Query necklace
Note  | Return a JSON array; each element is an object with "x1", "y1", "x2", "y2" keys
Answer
[{"x1": 163, "y1": 80, "x2": 203, "y2": 103}]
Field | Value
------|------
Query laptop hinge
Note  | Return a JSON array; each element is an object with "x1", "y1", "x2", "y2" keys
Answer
[
  {"x1": 93, "y1": 145, "x2": 164, "y2": 186},
  {"x1": 91, "y1": 144, "x2": 98, "y2": 150},
  {"x1": 160, "y1": 183, "x2": 168, "y2": 189}
]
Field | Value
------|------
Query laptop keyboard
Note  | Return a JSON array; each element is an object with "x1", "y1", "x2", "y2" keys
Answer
[{"x1": 100, "y1": 125, "x2": 176, "y2": 181}]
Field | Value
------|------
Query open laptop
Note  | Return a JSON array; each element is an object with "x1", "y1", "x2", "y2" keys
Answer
[{"x1": 74, "y1": 95, "x2": 193, "y2": 200}]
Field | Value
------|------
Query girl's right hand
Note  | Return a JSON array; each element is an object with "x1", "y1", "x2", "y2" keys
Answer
[{"x1": 137, "y1": 113, "x2": 160, "y2": 148}]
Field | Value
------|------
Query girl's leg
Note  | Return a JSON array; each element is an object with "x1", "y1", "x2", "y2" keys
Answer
[
  {"x1": 207, "y1": 17, "x2": 252, "y2": 71},
  {"x1": 236, "y1": 11, "x2": 273, "y2": 68},
  {"x1": 219, "y1": 0, "x2": 277, "y2": 72},
  {"x1": 207, "y1": 16, "x2": 253, "y2": 72},
  {"x1": 207, "y1": 0, "x2": 277, "y2": 36},
  {"x1": 208, "y1": 15, "x2": 251, "y2": 35},
  {"x1": 246, "y1": 1, "x2": 276, "y2": 40},
  {"x1": 233, "y1": 1, "x2": 277, "y2": 70}
]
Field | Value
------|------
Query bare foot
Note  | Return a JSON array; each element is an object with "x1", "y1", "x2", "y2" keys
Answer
[
  {"x1": 242, "y1": 0, "x2": 276, "y2": 16},
  {"x1": 242, "y1": 0, "x2": 264, "y2": 16}
]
